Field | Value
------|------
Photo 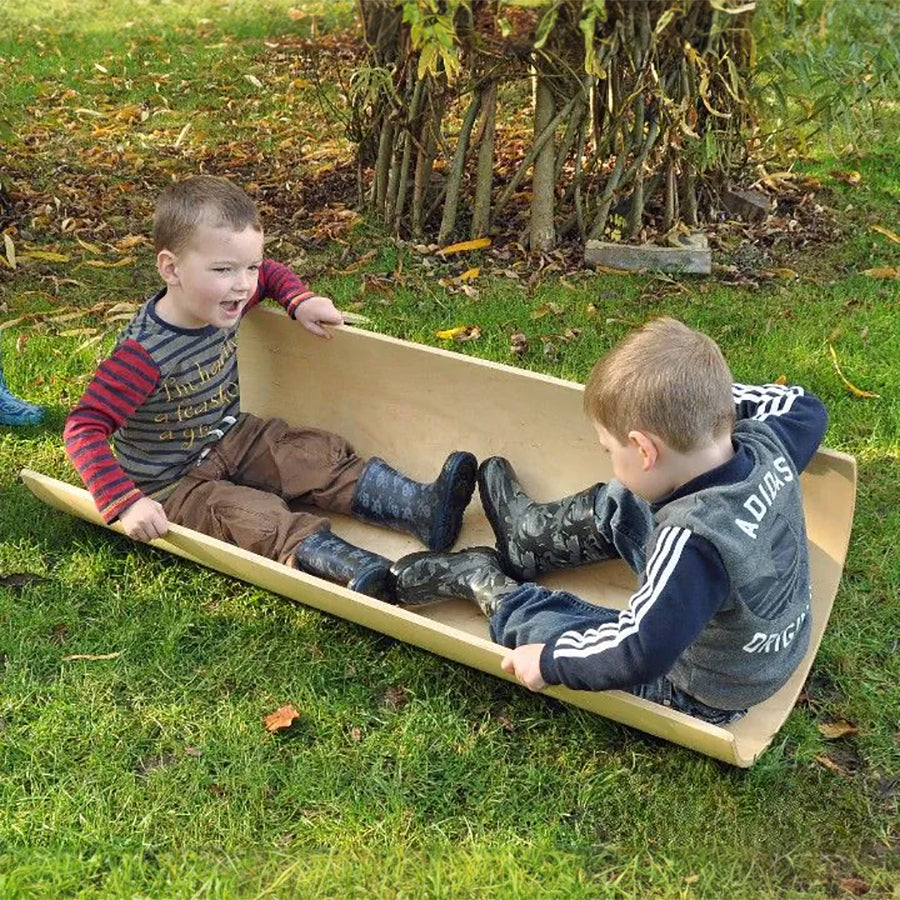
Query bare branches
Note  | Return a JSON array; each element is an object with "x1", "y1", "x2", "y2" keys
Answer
[{"x1": 353, "y1": 0, "x2": 755, "y2": 245}]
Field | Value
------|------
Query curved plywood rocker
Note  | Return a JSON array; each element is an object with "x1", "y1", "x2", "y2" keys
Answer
[{"x1": 21, "y1": 306, "x2": 856, "y2": 766}]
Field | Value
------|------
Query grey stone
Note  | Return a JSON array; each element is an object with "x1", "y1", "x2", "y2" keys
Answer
[
  {"x1": 584, "y1": 236, "x2": 711, "y2": 275},
  {"x1": 722, "y1": 188, "x2": 772, "y2": 222}
]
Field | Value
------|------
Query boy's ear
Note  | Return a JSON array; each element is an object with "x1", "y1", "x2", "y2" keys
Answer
[
  {"x1": 628, "y1": 430, "x2": 659, "y2": 471},
  {"x1": 156, "y1": 249, "x2": 179, "y2": 285}
]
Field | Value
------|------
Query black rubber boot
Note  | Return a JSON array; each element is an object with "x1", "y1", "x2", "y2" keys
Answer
[
  {"x1": 390, "y1": 547, "x2": 521, "y2": 613},
  {"x1": 350, "y1": 451, "x2": 478, "y2": 551},
  {"x1": 293, "y1": 530, "x2": 395, "y2": 602},
  {"x1": 478, "y1": 456, "x2": 613, "y2": 581}
]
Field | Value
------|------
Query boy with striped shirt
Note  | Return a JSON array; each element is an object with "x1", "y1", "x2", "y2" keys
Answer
[
  {"x1": 391, "y1": 318, "x2": 828, "y2": 724},
  {"x1": 65, "y1": 176, "x2": 476, "y2": 600}
]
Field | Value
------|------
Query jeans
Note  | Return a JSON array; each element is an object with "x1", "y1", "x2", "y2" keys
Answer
[{"x1": 490, "y1": 481, "x2": 746, "y2": 727}]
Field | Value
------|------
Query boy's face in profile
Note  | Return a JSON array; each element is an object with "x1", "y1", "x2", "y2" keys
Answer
[
  {"x1": 593, "y1": 421, "x2": 665, "y2": 502},
  {"x1": 156, "y1": 223, "x2": 264, "y2": 330}
]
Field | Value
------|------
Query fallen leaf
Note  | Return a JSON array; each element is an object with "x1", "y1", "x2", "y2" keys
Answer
[
  {"x1": 174, "y1": 122, "x2": 191, "y2": 147},
  {"x1": 861, "y1": 266, "x2": 899, "y2": 279},
  {"x1": 383, "y1": 686, "x2": 409, "y2": 710},
  {"x1": 339, "y1": 311, "x2": 371, "y2": 325},
  {"x1": 870, "y1": 224, "x2": 900, "y2": 245},
  {"x1": 80, "y1": 256, "x2": 136, "y2": 269},
  {"x1": 264, "y1": 704, "x2": 300, "y2": 733},
  {"x1": 509, "y1": 330, "x2": 528, "y2": 356},
  {"x1": 830, "y1": 170, "x2": 862, "y2": 186},
  {"x1": 437, "y1": 237, "x2": 491, "y2": 256},
  {"x1": 459, "y1": 267, "x2": 480, "y2": 281},
  {"x1": 838, "y1": 876, "x2": 871, "y2": 896},
  {"x1": 828, "y1": 345, "x2": 881, "y2": 399},
  {"x1": 244, "y1": 74, "x2": 263, "y2": 89},
  {"x1": 435, "y1": 325, "x2": 481, "y2": 342},
  {"x1": 774, "y1": 374, "x2": 788, "y2": 385},
  {"x1": 61, "y1": 651, "x2": 121, "y2": 662},
  {"x1": 530, "y1": 302, "x2": 564, "y2": 320},
  {"x1": 18, "y1": 251, "x2": 71, "y2": 263},
  {"x1": 683, "y1": 874, "x2": 700, "y2": 884},
  {"x1": 3, "y1": 233, "x2": 17, "y2": 269},
  {"x1": 819, "y1": 720, "x2": 859, "y2": 740},
  {"x1": 77, "y1": 238, "x2": 103, "y2": 254},
  {"x1": 815, "y1": 754, "x2": 849, "y2": 776},
  {"x1": 762, "y1": 268, "x2": 798, "y2": 279}
]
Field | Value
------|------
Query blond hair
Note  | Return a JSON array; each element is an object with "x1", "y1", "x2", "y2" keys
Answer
[
  {"x1": 584, "y1": 317, "x2": 735, "y2": 452},
  {"x1": 153, "y1": 175, "x2": 262, "y2": 254}
]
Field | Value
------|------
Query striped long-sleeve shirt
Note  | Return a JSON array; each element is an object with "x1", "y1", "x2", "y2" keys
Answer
[
  {"x1": 64, "y1": 259, "x2": 310, "y2": 522},
  {"x1": 539, "y1": 383, "x2": 828, "y2": 709}
]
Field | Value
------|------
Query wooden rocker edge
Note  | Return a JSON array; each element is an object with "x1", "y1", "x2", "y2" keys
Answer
[{"x1": 19, "y1": 461, "x2": 854, "y2": 768}]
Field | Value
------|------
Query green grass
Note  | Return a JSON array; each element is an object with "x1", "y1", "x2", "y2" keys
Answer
[{"x1": 1, "y1": 2, "x2": 899, "y2": 898}]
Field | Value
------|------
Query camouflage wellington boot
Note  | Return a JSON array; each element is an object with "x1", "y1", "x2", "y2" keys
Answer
[
  {"x1": 350, "y1": 451, "x2": 477, "y2": 551},
  {"x1": 390, "y1": 547, "x2": 520, "y2": 614},
  {"x1": 293, "y1": 530, "x2": 394, "y2": 602},
  {"x1": 478, "y1": 456, "x2": 613, "y2": 581}
]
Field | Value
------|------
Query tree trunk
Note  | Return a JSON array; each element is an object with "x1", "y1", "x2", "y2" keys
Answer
[
  {"x1": 471, "y1": 80, "x2": 496, "y2": 239},
  {"x1": 530, "y1": 75, "x2": 557, "y2": 251}
]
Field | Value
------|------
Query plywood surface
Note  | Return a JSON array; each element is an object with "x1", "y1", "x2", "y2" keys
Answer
[{"x1": 21, "y1": 306, "x2": 858, "y2": 766}]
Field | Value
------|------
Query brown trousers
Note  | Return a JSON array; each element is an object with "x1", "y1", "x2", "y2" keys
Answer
[{"x1": 163, "y1": 414, "x2": 365, "y2": 564}]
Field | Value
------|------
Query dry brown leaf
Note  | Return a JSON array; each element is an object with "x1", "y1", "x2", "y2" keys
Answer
[
  {"x1": 861, "y1": 266, "x2": 899, "y2": 279},
  {"x1": 762, "y1": 268, "x2": 798, "y2": 279},
  {"x1": 437, "y1": 237, "x2": 491, "y2": 256},
  {"x1": 115, "y1": 235, "x2": 148, "y2": 251},
  {"x1": 509, "y1": 330, "x2": 528, "y2": 356},
  {"x1": 264, "y1": 704, "x2": 300, "y2": 733},
  {"x1": 459, "y1": 267, "x2": 480, "y2": 281},
  {"x1": 838, "y1": 877, "x2": 871, "y2": 896},
  {"x1": 830, "y1": 170, "x2": 862, "y2": 186},
  {"x1": 815, "y1": 754, "x2": 849, "y2": 776},
  {"x1": 819, "y1": 720, "x2": 859, "y2": 740},
  {"x1": 774, "y1": 374, "x2": 788, "y2": 385}
]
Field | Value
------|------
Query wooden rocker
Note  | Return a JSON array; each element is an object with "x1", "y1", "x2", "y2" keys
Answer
[{"x1": 21, "y1": 306, "x2": 857, "y2": 766}]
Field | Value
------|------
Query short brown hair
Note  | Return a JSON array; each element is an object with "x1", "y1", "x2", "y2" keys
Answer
[
  {"x1": 153, "y1": 175, "x2": 262, "y2": 254},
  {"x1": 584, "y1": 317, "x2": 735, "y2": 452}
]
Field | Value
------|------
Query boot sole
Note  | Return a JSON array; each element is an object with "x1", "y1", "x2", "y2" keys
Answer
[
  {"x1": 428, "y1": 451, "x2": 477, "y2": 551},
  {"x1": 349, "y1": 564, "x2": 396, "y2": 604}
]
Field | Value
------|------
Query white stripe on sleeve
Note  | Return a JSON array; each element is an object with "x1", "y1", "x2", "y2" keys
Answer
[{"x1": 552, "y1": 525, "x2": 692, "y2": 660}]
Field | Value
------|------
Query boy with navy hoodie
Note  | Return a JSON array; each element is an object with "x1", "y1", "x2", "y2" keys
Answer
[{"x1": 391, "y1": 318, "x2": 827, "y2": 724}]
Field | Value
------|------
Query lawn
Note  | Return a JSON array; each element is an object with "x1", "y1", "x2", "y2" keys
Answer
[{"x1": 0, "y1": 1, "x2": 898, "y2": 898}]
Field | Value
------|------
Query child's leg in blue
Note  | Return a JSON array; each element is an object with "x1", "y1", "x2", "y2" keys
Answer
[
  {"x1": 0, "y1": 346, "x2": 44, "y2": 426},
  {"x1": 490, "y1": 584, "x2": 619, "y2": 648}
]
